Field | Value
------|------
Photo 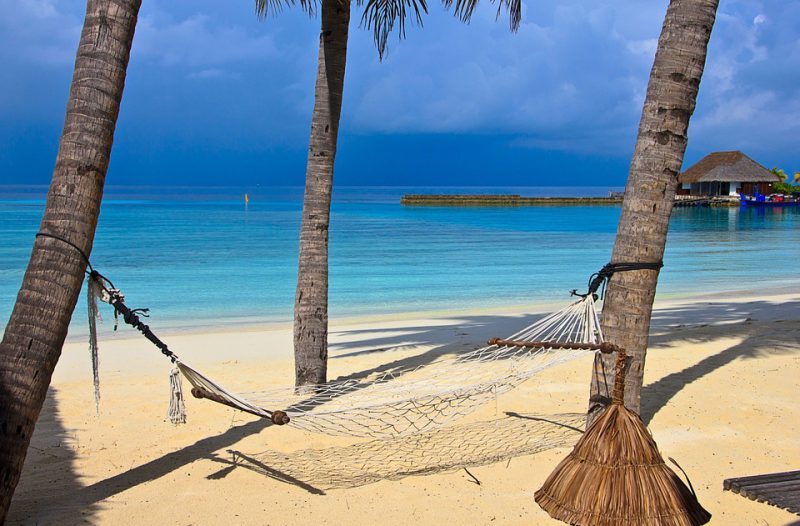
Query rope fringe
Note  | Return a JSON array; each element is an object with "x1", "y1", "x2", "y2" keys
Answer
[
  {"x1": 87, "y1": 274, "x2": 104, "y2": 414},
  {"x1": 169, "y1": 366, "x2": 187, "y2": 424}
]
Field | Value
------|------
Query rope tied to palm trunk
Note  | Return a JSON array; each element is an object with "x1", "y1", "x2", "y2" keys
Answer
[
  {"x1": 36, "y1": 233, "x2": 106, "y2": 413},
  {"x1": 36, "y1": 232, "x2": 186, "y2": 422},
  {"x1": 573, "y1": 261, "x2": 664, "y2": 300}
]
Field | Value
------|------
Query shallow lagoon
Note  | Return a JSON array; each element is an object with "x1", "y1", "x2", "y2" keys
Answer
[{"x1": 1, "y1": 186, "x2": 797, "y2": 332}]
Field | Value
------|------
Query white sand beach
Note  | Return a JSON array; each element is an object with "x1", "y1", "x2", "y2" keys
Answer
[{"x1": 7, "y1": 290, "x2": 800, "y2": 525}]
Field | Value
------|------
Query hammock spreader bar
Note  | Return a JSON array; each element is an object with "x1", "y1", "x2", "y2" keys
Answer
[
  {"x1": 487, "y1": 338, "x2": 622, "y2": 355},
  {"x1": 188, "y1": 386, "x2": 288, "y2": 421}
]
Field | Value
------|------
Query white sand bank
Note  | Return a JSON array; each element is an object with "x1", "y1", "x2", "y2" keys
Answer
[{"x1": 8, "y1": 291, "x2": 800, "y2": 525}]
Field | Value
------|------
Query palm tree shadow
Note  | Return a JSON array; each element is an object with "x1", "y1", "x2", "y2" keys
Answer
[
  {"x1": 327, "y1": 312, "x2": 547, "y2": 381},
  {"x1": 27, "y1": 296, "x2": 796, "y2": 521},
  {"x1": 6, "y1": 388, "x2": 98, "y2": 525},
  {"x1": 270, "y1": 311, "x2": 549, "y2": 422},
  {"x1": 30, "y1": 310, "x2": 550, "y2": 522},
  {"x1": 640, "y1": 299, "x2": 800, "y2": 424}
]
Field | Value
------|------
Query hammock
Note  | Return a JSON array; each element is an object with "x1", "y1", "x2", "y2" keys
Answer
[{"x1": 88, "y1": 268, "x2": 604, "y2": 439}]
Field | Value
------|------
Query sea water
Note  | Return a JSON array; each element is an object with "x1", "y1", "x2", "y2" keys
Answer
[{"x1": 1, "y1": 186, "x2": 798, "y2": 334}]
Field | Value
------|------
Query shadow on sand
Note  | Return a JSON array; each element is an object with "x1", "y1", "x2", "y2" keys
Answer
[
  {"x1": 641, "y1": 298, "x2": 800, "y2": 424},
  {"x1": 11, "y1": 310, "x2": 549, "y2": 524},
  {"x1": 6, "y1": 387, "x2": 98, "y2": 525},
  {"x1": 207, "y1": 412, "x2": 585, "y2": 493},
  {"x1": 11, "y1": 296, "x2": 799, "y2": 523}
]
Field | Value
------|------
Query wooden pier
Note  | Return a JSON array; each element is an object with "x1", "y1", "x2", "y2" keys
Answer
[
  {"x1": 673, "y1": 196, "x2": 740, "y2": 207},
  {"x1": 400, "y1": 194, "x2": 623, "y2": 206},
  {"x1": 400, "y1": 194, "x2": 742, "y2": 207}
]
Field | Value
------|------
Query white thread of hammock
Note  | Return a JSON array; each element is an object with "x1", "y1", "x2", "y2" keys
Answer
[{"x1": 175, "y1": 295, "x2": 603, "y2": 439}]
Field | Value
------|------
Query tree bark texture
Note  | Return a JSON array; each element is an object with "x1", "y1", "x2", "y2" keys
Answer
[
  {"x1": 0, "y1": 0, "x2": 140, "y2": 519},
  {"x1": 588, "y1": 0, "x2": 719, "y2": 424},
  {"x1": 294, "y1": 0, "x2": 351, "y2": 386}
]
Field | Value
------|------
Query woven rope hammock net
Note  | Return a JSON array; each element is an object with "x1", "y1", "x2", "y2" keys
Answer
[
  {"x1": 31, "y1": 229, "x2": 662, "y2": 441},
  {"x1": 172, "y1": 295, "x2": 603, "y2": 439}
]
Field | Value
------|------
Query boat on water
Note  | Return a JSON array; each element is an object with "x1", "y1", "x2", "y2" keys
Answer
[{"x1": 740, "y1": 191, "x2": 800, "y2": 206}]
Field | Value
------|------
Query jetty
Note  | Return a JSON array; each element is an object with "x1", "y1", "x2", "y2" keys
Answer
[
  {"x1": 400, "y1": 194, "x2": 623, "y2": 206},
  {"x1": 673, "y1": 195, "x2": 740, "y2": 207},
  {"x1": 401, "y1": 194, "x2": 741, "y2": 207}
]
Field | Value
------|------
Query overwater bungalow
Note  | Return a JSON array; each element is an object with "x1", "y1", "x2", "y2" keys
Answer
[{"x1": 677, "y1": 151, "x2": 779, "y2": 197}]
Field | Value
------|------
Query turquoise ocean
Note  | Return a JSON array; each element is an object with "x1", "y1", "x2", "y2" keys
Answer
[{"x1": 1, "y1": 186, "x2": 798, "y2": 335}]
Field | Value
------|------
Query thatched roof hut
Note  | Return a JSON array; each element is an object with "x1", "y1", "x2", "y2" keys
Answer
[{"x1": 678, "y1": 151, "x2": 779, "y2": 196}]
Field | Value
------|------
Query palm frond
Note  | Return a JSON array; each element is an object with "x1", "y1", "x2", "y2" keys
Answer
[
  {"x1": 358, "y1": 0, "x2": 429, "y2": 59},
  {"x1": 255, "y1": 0, "x2": 317, "y2": 18},
  {"x1": 446, "y1": 0, "x2": 521, "y2": 32}
]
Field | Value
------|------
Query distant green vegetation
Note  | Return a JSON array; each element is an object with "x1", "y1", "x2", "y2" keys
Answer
[{"x1": 771, "y1": 167, "x2": 800, "y2": 194}]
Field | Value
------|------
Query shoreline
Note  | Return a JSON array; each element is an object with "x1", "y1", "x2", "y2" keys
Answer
[{"x1": 64, "y1": 283, "x2": 800, "y2": 344}]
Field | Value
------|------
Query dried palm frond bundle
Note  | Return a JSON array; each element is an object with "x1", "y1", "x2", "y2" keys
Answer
[{"x1": 534, "y1": 348, "x2": 711, "y2": 526}]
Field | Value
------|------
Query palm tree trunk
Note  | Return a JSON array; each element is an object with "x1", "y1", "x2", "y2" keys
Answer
[
  {"x1": 0, "y1": 0, "x2": 140, "y2": 519},
  {"x1": 294, "y1": 0, "x2": 351, "y2": 386},
  {"x1": 587, "y1": 0, "x2": 719, "y2": 425}
]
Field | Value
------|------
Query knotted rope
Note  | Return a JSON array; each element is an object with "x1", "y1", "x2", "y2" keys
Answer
[
  {"x1": 572, "y1": 261, "x2": 664, "y2": 300},
  {"x1": 34, "y1": 232, "x2": 292, "y2": 425}
]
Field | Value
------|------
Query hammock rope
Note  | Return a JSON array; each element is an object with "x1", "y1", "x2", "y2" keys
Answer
[
  {"x1": 573, "y1": 260, "x2": 664, "y2": 300},
  {"x1": 34, "y1": 231, "x2": 657, "y2": 439},
  {"x1": 88, "y1": 271, "x2": 610, "y2": 438}
]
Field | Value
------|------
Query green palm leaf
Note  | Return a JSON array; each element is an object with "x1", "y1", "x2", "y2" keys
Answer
[{"x1": 256, "y1": 0, "x2": 520, "y2": 59}]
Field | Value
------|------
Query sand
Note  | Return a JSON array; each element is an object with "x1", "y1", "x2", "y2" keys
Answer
[{"x1": 7, "y1": 290, "x2": 800, "y2": 525}]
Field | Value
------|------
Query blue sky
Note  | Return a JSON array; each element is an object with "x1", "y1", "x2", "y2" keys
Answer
[{"x1": 0, "y1": 0, "x2": 798, "y2": 187}]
